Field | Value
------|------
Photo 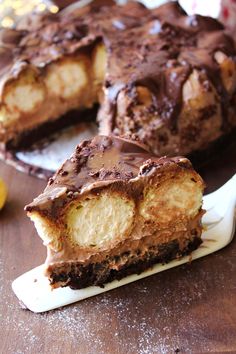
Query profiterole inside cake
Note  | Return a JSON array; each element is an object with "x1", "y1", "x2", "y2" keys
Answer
[{"x1": 25, "y1": 135, "x2": 205, "y2": 289}]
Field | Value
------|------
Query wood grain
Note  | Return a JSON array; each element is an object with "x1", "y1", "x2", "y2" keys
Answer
[{"x1": 0, "y1": 140, "x2": 236, "y2": 354}]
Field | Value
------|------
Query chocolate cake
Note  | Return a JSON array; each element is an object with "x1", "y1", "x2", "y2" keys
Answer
[
  {"x1": 0, "y1": 1, "x2": 235, "y2": 156},
  {"x1": 25, "y1": 135, "x2": 205, "y2": 289}
]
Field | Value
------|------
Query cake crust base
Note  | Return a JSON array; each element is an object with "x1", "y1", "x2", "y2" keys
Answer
[
  {"x1": 4, "y1": 105, "x2": 98, "y2": 151},
  {"x1": 48, "y1": 236, "x2": 202, "y2": 290}
]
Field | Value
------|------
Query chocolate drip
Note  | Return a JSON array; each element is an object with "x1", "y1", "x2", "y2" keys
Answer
[
  {"x1": 103, "y1": 3, "x2": 235, "y2": 133},
  {"x1": 25, "y1": 135, "x2": 191, "y2": 214}
]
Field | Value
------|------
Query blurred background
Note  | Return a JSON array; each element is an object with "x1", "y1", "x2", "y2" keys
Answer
[
  {"x1": 0, "y1": 0, "x2": 223, "y2": 28},
  {"x1": 0, "y1": 0, "x2": 234, "y2": 55}
]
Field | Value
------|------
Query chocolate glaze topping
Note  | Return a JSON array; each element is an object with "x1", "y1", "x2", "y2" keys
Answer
[
  {"x1": 104, "y1": 2, "x2": 235, "y2": 134},
  {"x1": 25, "y1": 135, "x2": 192, "y2": 214}
]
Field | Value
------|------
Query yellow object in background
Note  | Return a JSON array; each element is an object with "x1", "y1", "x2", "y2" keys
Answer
[
  {"x1": 0, "y1": 0, "x2": 59, "y2": 28},
  {"x1": 0, "y1": 177, "x2": 7, "y2": 210}
]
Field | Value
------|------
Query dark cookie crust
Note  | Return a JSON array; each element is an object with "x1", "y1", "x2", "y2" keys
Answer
[
  {"x1": 48, "y1": 236, "x2": 202, "y2": 289},
  {"x1": 5, "y1": 105, "x2": 98, "y2": 151}
]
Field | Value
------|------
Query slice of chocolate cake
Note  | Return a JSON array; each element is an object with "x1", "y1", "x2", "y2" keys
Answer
[{"x1": 25, "y1": 135, "x2": 205, "y2": 289}]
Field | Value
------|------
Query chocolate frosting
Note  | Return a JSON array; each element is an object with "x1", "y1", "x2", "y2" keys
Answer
[
  {"x1": 25, "y1": 135, "x2": 192, "y2": 215},
  {"x1": 0, "y1": 1, "x2": 146, "y2": 76},
  {"x1": 102, "y1": 2, "x2": 235, "y2": 137}
]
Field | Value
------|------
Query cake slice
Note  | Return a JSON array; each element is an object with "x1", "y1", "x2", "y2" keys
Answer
[{"x1": 25, "y1": 135, "x2": 205, "y2": 289}]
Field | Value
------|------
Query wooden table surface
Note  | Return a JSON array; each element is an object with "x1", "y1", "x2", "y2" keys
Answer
[{"x1": 0, "y1": 140, "x2": 236, "y2": 354}]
